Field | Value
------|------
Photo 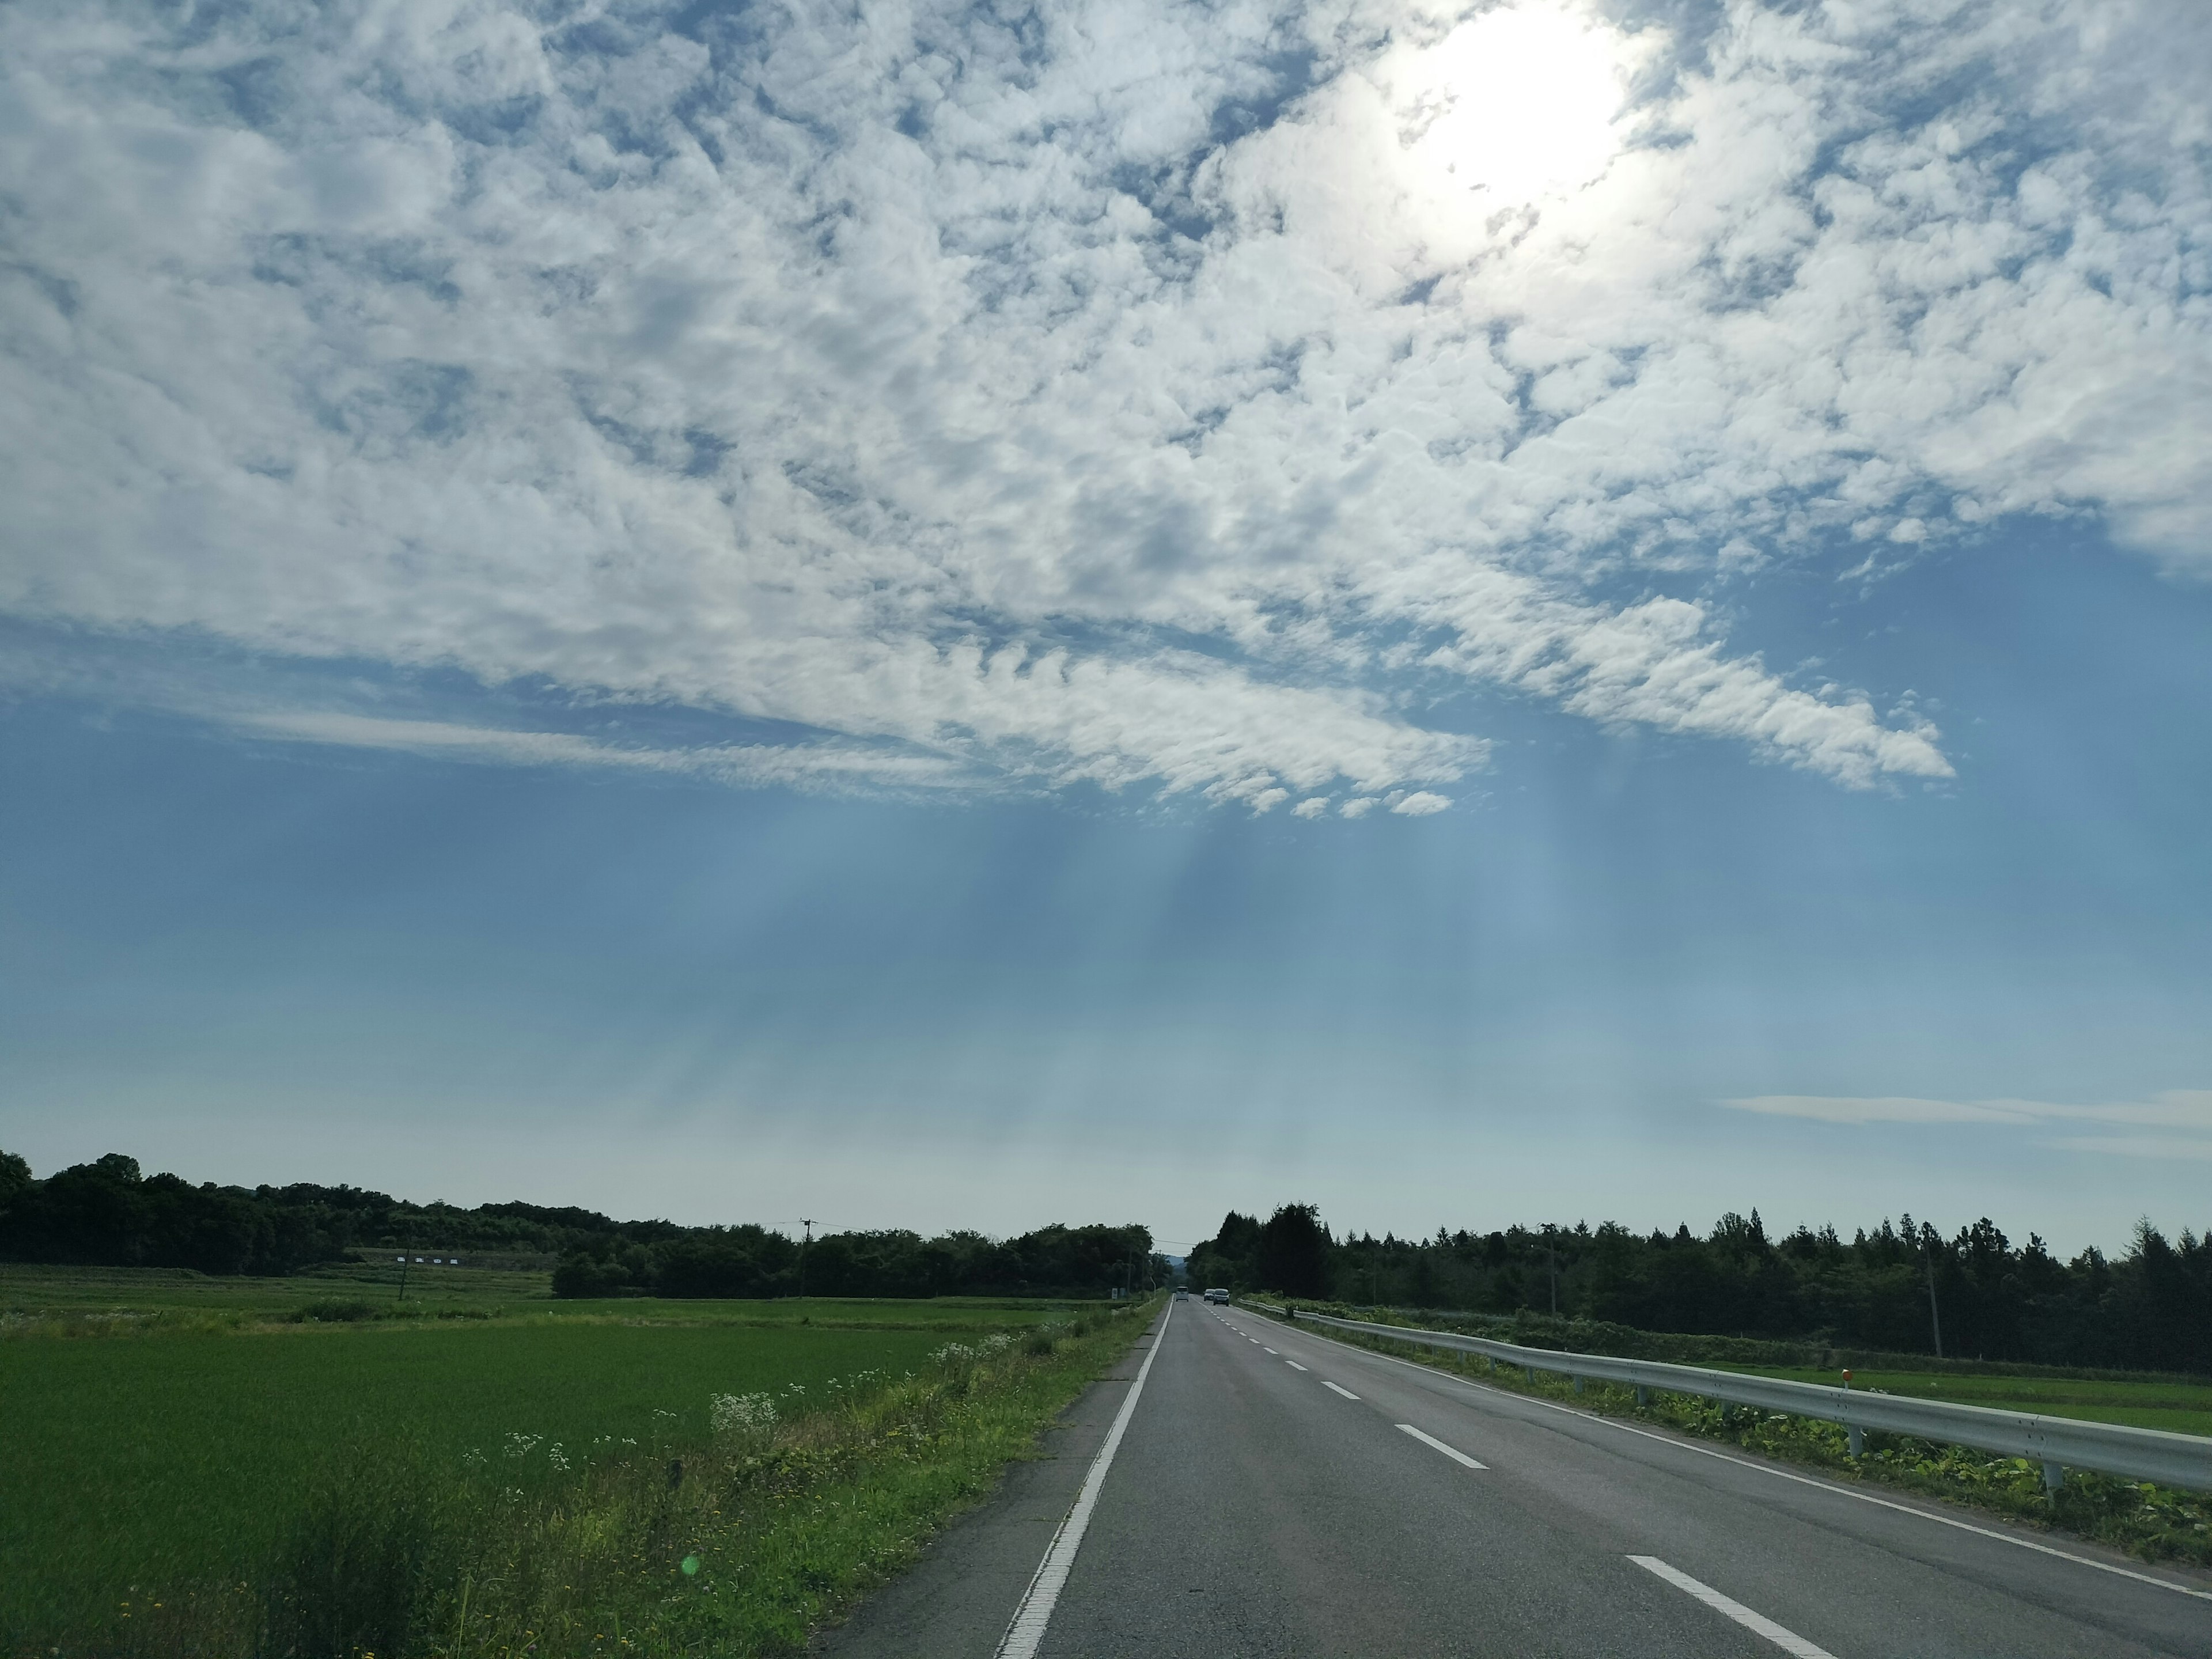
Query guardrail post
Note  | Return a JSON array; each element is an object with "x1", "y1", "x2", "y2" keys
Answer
[
  {"x1": 2043, "y1": 1462, "x2": 2064, "y2": 1494},
  {"x1": 1573, "y1": 1376, "x2": 1584, "y2": 1395},
  {"x1": 1847, "y1": 1426, "x2": 1864, "y2": 1459},
  {"x1": 1635, "y1": 1386, "x2": 1650, "y2": 1408},
  {"x1": 1523, "y1": 1365, "x2": 1535, "y2": 1383}
]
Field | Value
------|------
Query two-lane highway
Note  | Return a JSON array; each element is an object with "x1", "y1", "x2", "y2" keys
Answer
[
  {"x1": 824, "y1": 1298, "x2": 2212, "y2": 1658},
  {"x1": 1046, "y1": 1299, "x2": 2210, "y2": 1657}
]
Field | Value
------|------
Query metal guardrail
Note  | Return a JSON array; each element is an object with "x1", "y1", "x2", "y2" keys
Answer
[{"x1": 1264, "y1": 1306, "x2": 2212, "y2": 1494}]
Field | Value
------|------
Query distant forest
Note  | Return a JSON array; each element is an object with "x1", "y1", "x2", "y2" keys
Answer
[
  {"x1": 0, "y1": 1150, "x2": 1160, "y2": 1300},
  {"x1": 1188, "y1": 1204, "x2": 2212, "y2": 1375}
]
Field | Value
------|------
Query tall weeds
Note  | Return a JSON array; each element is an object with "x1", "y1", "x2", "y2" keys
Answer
[{"x1": 260, "y1": 1444, "x2": 459, "y2": 1658}]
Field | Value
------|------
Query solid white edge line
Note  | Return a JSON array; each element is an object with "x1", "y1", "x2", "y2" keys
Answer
[
  {"x1": 993, "y1": 1300, "x2": 1172, "y2": 1659},
  {"x1": 1321, "y1": 1380, "x2": 1361, "y2": 1400},
  {"x1": 1251, "y1": 1311, "x2": 2212, "y2": 1604},
  {"x1": 1629, "y1": 1555, "x2": 1838, "y2": 1659},
  {"x1": 1397, "y1": 1422, "x2": 1487, "y2": 1469}
]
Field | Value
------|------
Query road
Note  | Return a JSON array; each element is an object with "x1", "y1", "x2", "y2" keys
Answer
[{"x1": 820, "y1": 1298, "x2": 2212, "y2": 1658}]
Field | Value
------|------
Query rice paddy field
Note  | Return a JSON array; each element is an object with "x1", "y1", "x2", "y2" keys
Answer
[{"x1": 0, "y1": 1266, "x2": 1140, "y2": 1656}]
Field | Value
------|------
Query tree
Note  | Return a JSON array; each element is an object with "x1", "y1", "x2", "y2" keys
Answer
[{"x1": 1256, "y1": 1203, "x2": 1330, "y2": 1297}]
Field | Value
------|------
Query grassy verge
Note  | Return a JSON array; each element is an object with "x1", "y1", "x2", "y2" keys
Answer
[
  {"x1": 4, "y1": 1297, "x2": 1156, "y2": 1657},
  {"x1": 1267, "y1": 1310, "x2": 2212, "y2": 1571}
]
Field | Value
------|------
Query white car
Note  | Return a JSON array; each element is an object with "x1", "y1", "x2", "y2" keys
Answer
[{"x1": 1203, "y1": 1287, "x2": 1230, "y2": 1304}]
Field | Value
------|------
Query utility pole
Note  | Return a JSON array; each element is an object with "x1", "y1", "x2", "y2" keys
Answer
[
  {"x1": 1922, "y1": 1225, "x2": 1945, "y2": 1359},
  {"x1": 798, "y1": 1219, "x2": 816, "y2": 1300}
]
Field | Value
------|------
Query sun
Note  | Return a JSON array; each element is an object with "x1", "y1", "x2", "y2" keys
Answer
[{"x1": 1412, "y1": 5, "x2": 1629, "y2": 207}]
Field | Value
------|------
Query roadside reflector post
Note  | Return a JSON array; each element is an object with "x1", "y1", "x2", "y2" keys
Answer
[{"x1": 2043, "y1": 1462, "x2": 2065, "y2": 1494}]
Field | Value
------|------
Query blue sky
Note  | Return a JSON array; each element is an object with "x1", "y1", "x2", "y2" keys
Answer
[{"x1": 2, "y1": 0, "x2": 2207, "y2": 1252}]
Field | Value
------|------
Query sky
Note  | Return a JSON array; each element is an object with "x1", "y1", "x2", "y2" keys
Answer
[{"x1": 2, "y1": 0, "x2": 2207, "y2": 1255}]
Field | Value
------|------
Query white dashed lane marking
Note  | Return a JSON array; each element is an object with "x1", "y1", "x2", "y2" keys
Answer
[
  {"x1": 1628, "y1": 1558, "x2": 1837, "y2": 1659},
  {"x1": 1396, "y1": 1423, "x2": 1486, "y2": 1470}
]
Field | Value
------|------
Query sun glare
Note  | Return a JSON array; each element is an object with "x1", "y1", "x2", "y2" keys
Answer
[{"x1": 1414, "y1": 5, "x2": 1627, "y2": 206}]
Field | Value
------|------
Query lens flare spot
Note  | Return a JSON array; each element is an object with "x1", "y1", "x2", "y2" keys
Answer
[{"x1": 1416, "y1": 5, "x2": 1627, "y2": 205}]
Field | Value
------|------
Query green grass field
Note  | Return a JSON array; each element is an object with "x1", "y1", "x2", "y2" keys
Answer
[
  {"x1": 0, "y1": 1261, "x2": 1093, "y2": 1327},
  {"x1": 1703, "y1": 1362, "x2": 2212, "y2": 1437},
  {"x1": 0, "y1": 1267, "x2": 1140, "y2": 1655},
  {"x1": 0, "y1": 1259, "x2": 556, "y2": 1313}
]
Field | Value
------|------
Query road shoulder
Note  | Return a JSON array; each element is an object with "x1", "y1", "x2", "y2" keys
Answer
[{"x1": 809, "y1": 1315, "x2": 1158, "y2": 1658}]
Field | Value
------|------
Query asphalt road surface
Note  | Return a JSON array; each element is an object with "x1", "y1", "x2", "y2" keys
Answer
[{"x1": 819, "y1": 1298, "x2": 2212, "y2": 1658}]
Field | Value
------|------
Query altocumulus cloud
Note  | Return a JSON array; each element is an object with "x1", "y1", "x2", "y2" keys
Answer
[{"x1": 2, "y1": 0, "x2": 2205, "y2": 809}]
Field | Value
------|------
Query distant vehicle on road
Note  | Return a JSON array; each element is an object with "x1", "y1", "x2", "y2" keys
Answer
[{"x1": 1203, "y1": 1287, "x2": 1230, "y2": 1304}]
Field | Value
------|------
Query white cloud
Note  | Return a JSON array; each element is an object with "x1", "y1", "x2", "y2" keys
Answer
[
  {"x1": 1725, "y1": 1095, "x2": 2031, "y2": 1125},
  {"x1": 1389, "y1": 790, "x2": 1452, "y2": 816},
  {"x1": 2043, "y1": 1137, "x2": 2212, "y2": 1164},
  {"x1": 1722, "y1": 1090, "x2": 2212, "y2": 1159},
  {"x1": 232, "y1": 711, "x2": 971, "y2": 792},
  {"x1": 1, "y1": 0, "x2": 2202, "y2": 806}
]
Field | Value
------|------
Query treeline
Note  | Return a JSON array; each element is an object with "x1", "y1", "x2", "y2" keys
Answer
[
  {"x1": 0, "y1": 1150, "x2": 1159, "y2": 1300},
  {"x1": 556, "y1": 1222, "x2": 1158, "y2": 1301},
  {"x1": 1188, "y1": 1204, "x2": 2212, "y2": 1375}
]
